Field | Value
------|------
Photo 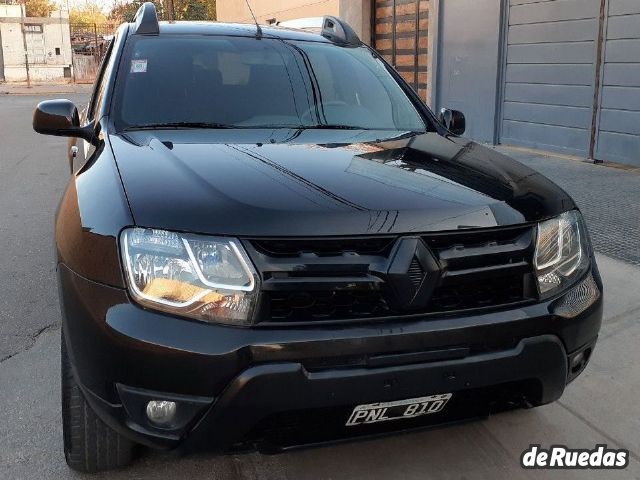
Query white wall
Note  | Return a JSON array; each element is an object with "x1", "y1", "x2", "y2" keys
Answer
[
  {"x1": 217, "y1": 0, "x2": 340, "y2": 24},
  {"x1": 216, "y1": 0, "x2": 371, "y2": 45},
  {"x1": 339, "y1": 0, "x2": 371, "y2": 45},
  {"x1": 0, "y1": 4, "x2": 22, "y2": 17},
  {"x1": 0, "y1": 8, "x2": 72, "y2": 82}
]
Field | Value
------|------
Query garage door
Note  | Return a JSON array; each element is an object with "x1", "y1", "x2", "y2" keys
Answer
[
  {"x1": 500, "y1": 0, "x2": 601, "y2": 156},
  {"x1": 594, "y1": 0, "x2": 640, "y2": 166}
]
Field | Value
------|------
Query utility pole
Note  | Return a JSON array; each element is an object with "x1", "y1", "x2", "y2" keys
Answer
[
  {"x1": 20, "y1": 3, "x2": 31, "y2": 88},
  {"x1": 165, "y1": 0, "x2": 175, "y2": 20}
]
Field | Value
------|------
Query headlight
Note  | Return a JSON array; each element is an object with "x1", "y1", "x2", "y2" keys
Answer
[
  {"x1": 534, "y1": 210, "x2": 590, "y2": 297},
  {"x1": 121, "y1": 227, "x2": 258, "y2": 325}
]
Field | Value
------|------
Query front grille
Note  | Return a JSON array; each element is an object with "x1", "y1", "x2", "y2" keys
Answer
[
  {"x1": 267, "y1": 273, "x2": 526, "y2": 322},
  {"x1": 429, "y1": 273, "x2": 525, "y2": 311},
  {"x1": 269, "y1": 289, "x2": 392, "y2": 321},
  {"x1": 244, "y1": 225, "x2": 537, "y2": 324}
]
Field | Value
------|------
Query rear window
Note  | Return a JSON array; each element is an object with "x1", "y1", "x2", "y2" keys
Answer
[{"x1": 114, "y1": 35, "x2": 426, "y2": 132}]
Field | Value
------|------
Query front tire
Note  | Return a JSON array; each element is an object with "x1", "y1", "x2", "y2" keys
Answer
[{"x1": 61, "y1": 330, "x2": 135, "y2": 472}]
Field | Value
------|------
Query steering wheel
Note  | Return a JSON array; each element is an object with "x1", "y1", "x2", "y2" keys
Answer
[{"x1": 300, "y1": 100, "x2": 350, "y2": 123}]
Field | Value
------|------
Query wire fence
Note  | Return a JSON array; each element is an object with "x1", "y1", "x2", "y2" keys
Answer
[{"x1": 69, "y1": 23, "x2": 118, "y2": 82}]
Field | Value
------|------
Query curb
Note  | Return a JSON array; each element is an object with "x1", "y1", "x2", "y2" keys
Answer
[
  {"x1": 0, "y1": 84, "x2": 93, "y2": 96},
  {"x1": 497, "y1": 145, "x2": 640, "y2": 176}
]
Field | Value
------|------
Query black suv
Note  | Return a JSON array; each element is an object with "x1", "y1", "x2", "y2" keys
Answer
[{"x1": 33, "y1": 4, "x2": 602, "y2": 473}]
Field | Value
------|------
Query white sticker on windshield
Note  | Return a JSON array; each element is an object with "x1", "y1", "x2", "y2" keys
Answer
[{"x1": 130, "y1": 59, "x2": 147, "y2": 73}]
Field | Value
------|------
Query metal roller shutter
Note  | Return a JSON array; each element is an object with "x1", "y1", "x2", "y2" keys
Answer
[
  {"x1": 594, "y1": 0, "x2": 640, "y2": 166},
  {"x1": 500, "y1": 0, "x2": 600, "y2": 156}
]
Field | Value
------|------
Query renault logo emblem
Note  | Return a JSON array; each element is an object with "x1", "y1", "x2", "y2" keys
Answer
[{"x1": 386, "y1": 237, "x2": 441, "y2": 310}]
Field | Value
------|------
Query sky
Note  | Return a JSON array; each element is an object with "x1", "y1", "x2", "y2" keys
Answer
[{"x1": 58, "y1": 0, "x2": 114, "y2": 13}]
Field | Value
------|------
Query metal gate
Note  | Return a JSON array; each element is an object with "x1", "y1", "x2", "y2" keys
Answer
[
  {"x1": 594, "y1": 0, "x2": 640, "y2": 166},
  {"x1": 498, "y1": 0, "x2": 640, "y2": 166},
  {"x1": 499, "y1": 0, "x2": 601, "y2": 156},
  {"x1": 70, "y1": 23, "x2": 117, "y2": 83},
  {"x1": 373, "y1": 0, "x2": 429, "y2": 101}
]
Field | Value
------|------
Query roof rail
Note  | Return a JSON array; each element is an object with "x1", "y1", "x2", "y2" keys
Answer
[
  {"x1": 132, "y1": 2, "x2": 159, "y2": 35},
  {"x1": 320, "y1": 16, "x2": 360, "y2": 46},
  {"x1": 278, "y1": 16, "x2": 360, "y2": 46}
]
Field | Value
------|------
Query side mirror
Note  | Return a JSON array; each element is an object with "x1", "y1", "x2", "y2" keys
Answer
[
  {"x1": 33, "y1": 99, "x2": 94, "y2": 142},
  {"x1": 438, "y1": 108, "x2": 466, "y2": 136}
]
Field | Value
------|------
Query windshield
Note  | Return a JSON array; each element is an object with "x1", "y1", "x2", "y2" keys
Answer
[{"x1": 114, "y1": 36, "x2": 427, "y2": 132}]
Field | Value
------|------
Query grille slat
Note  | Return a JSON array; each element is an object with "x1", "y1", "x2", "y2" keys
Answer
[
  {"x1": 407, "y1": 257, "x2": 424, "y2": 287},
  {"x1": 440, "y1": 261, "x2": 531, "y2": 284},
  {"x1": 252, "y1": 237, "x2": 395, "y2": 257},
  {"x1": 269, "y1": 289, "x2": 389, "y2": 321},
  {"x1": 247, "y1": 226, "x2": 536, "y2": 324}
]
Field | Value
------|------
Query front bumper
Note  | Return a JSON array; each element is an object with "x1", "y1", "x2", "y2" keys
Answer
[
  {"x1": 187, "y1": 334, "x2": 571, "y2": 451},
  {"x1": 58, "y1": 263, "x2": 602, "y2": 451}
]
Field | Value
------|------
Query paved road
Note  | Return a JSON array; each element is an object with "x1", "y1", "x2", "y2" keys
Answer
[
  {"x1": 0, "y1": 93, "x2": 87, "y2": 362},
  {"x1": 1, "y1": 93, "x2": 640, "y2": 479}
]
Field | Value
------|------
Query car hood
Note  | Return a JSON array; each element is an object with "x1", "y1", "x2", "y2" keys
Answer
[{"x1": 110, "y1": 130, "x2": 574, "y2": 236}]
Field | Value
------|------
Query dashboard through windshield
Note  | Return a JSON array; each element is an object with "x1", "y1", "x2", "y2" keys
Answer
[{"x1": 114, "y1": 35, "x2": 428, "y2": 133}]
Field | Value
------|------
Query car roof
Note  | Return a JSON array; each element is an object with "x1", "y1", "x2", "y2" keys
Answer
[{"x1": 131, "y1": 21, "x2": 333, "y2": 43}]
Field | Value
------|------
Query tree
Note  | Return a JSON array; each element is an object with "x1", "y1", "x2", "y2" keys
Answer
[
  {"x1": 175, "y1": 0, "x2": 215, "y2": 21},
  {"x1": 70, "y1": 0, "x2": 108, "y2": 25},
  {"x1": 110, "y1": 0, "x2": 161, "y2": 23},
  {"x1": 205, "y1": 0, "x2": 215, "y2": 21},
  {"x1": 21, "y1": 0, "x2": 55, "y2": 17},
  {"x1": 108, "y1": 0, "x2": 215, "y2": 23},
  {"x1": 176, "y1": 0, "x2": 207, "y2": 21}
]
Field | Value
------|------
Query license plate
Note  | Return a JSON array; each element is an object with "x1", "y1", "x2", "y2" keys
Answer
[{"x1": 345, "y1": 393, "x2": 452, "y2": 426}]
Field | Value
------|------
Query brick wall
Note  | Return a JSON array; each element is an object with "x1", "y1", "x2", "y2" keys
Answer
[{"x1": 373, "y1": 0, "x2": 429, "y2": 101}]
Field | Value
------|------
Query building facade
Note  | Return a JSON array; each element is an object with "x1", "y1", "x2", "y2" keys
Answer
[
  {"x1": 217, "y1": 0, "x2": 373, "y2": 51},
  {"x1": 0, "y1": 4, "x2": 73, "y2": 82},
  {"x1": 217, "y1": 0, "x2": 341, "y2": 26},
  {"x1": 434, "y1": 0, "x2": 640, "y2": 167},
  {"x1": 218, "y1": 0, "x2": 431, "y2": 106},
  {"x1": 212, "y1": 0, "x2": 640, "y2": 167}
]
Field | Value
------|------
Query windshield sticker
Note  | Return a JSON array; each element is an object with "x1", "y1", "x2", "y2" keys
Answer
[{"x1": 130, "y1": 59, "x2": 147, "y2": 73}]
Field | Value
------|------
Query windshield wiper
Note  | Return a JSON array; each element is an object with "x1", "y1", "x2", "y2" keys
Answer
[
  {"x1": 123, "y1": 122, "x2": 236, "y2": 131},
  {"x1": 299, "y1": 124, "x2": 369, "y2": 130},
  {"x1": 123, "y1": 122, "x2": 407, "y2": 132},
  {"x1": 374, "y1": 130, "x2": 426, "y2": 142}
]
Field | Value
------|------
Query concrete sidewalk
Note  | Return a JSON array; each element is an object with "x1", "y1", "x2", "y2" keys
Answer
[
  {"x1": 0, "y1": 82, "x2": 93, "y2": 95},
  {"x1": 0, "y1": 253, "x2": 638, "y2": 480}
]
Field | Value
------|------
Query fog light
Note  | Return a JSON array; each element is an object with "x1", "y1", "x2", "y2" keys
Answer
[
  {"x1": 571, "y1": 352, "x2": 584, "y2": 370},
  {"x1": 146, "y1": 400, "x2": 176, "y2": 426}
]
